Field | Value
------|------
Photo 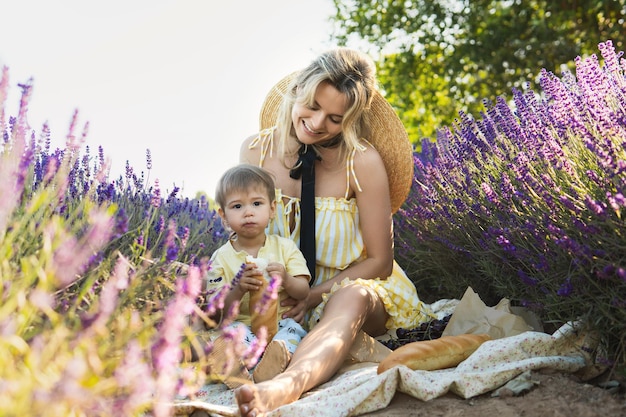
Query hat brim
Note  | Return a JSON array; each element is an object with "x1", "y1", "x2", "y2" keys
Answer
[{"x1": 259, "y1": 72, "x2": 413, "y2": 213}]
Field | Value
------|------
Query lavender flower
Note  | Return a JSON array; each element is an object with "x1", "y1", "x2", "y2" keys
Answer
[
  {"x1": 151, "y1": 267, "x2": 202, "y2": 417},
  {"x1": 125, "y1": 160, "x2": 134, "y2": 180},
  {"x1": 49, "y1": 209, "x2": 114, "y2": 286},
  {"x1": 204, "y1": 285, "x2": 230, "y2": 317},
  {"x1": 557, "y1": 277, "x2": 573, "y2": 297},
  {"x1": 220, "y1": 300, "x2": 241, "y2": 329},
  {"x1": 243, "y1": 326, "x2": 267, "y2": 368},
  {"x1": 253, "y1": 273, "x2": 282, "y2": 316},
  {"x1": 165, "y1": 219, "x2": 179, "y2": 262},
  {"x1": 114, "y1": 340, "x2": 155, "y2": 414},
  {"x1": 151, "y1": 179, "x2": 161, "y2": 208},
  {"x1": 156, "y1": 215, "x2": 165, "y2": 234},
  {"x1": 114, "y1": 207, "x2": 129, "y2": 237},
  {"x1": 82, "y1": 255, "x2": 131, "y2": 330},
  {"x1": 180, "y1": 226, "x2": 190, "y2": 251},
  {"x1": 0, "y1": 66, "x2": 9, "y2": 134},
  {"x1": 517, "y1": 270, "x2": 539, "y2": 288}
]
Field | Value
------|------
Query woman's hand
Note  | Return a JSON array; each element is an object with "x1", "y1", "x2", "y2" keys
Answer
[
  {"x1": 281, "y1": 285, "x2": 325, "y2": 323},
  {"x1": 280, "y1": 295, "x2": 309, "y2": 324}
]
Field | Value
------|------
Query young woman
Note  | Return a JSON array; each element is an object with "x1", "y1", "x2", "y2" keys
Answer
[{"x1": 236, "y1": 48, "x2": 433, "y2": 416}]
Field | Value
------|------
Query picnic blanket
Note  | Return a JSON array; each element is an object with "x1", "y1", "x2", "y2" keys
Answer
[{"x1": 173, "y1": 288, "x2": 594, "y2": 417}]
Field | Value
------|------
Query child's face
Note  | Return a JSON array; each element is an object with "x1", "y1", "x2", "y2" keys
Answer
[{"x1": 218, "y1": 185, "x2": 275, "y2": 239}]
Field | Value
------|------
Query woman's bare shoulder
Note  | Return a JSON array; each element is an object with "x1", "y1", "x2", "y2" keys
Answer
[
  {"x1": 350, "y1": 140, "x2": 390, "y2": 201},
  {"x1": 353, "y1": 141, "x2": 385, "y2": 172},
  {"x1": 348, "y1": 141, "x2": 393, "y2": 224},
  {"x1": 239, "y1": 132, "x2": 262, "y2": 163}
]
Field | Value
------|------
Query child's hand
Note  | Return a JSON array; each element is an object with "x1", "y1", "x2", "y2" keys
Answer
[
  {"x1": 266, "y1": 262, "x2": 286, "y2": 281},
  {"x1": 237, "y1": 263, "x2": 265, "y2": 293}
]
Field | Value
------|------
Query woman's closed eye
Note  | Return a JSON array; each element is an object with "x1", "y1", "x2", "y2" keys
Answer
[{"x1": 306, "y1": 105, "x2": 342, "y2": 125}]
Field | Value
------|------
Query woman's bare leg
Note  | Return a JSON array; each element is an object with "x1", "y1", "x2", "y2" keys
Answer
[{"x1": 234, "y1": 284, "x2": 388, "y2": 417}]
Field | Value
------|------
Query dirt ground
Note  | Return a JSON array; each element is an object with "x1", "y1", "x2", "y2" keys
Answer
[{"x1": 362, "y1": 369, "x2": 626, "y2": 417}]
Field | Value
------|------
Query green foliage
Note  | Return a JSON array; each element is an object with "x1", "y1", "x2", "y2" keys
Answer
[
  {"x1": 332, "y1": 0, "x2": 626, "y2": 143},
  {"x1": 376, "y1": 49, "x2": 459, "y2": 140}
]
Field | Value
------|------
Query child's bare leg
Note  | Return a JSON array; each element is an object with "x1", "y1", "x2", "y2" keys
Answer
[{"x1": 235, "y1": 284, "x2": 388, "y2": 416}]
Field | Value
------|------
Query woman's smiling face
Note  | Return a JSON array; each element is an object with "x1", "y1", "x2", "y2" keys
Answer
[{"x1": 291, "y1": 81, "x2": 348, "y2": 145}]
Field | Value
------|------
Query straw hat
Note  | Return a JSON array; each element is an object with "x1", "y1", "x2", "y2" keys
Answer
[{"x1": 259, "y1": 72, "x2": 414, "y2": 213}]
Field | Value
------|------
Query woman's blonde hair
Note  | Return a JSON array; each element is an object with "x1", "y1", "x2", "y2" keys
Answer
[{"x1": 275, "y1": 48, "x2": 376, "y2": 165}]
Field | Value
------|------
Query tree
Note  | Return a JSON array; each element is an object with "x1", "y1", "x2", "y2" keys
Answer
[{"x1": 332, "y1": 0, "x2": 626, "y2": 142}]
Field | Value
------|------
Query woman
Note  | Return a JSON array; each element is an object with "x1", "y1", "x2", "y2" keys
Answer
[{"x1": 236, "y1": 47, "x2": 433, "y2": 416}]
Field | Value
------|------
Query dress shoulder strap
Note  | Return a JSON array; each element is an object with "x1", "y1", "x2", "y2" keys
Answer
[
  {"x1": 344, "y1": 145, "x2": 364, "y2": 199},
  {"x1": 248, "y1": 127, "x2": 276, "y2": 167}
]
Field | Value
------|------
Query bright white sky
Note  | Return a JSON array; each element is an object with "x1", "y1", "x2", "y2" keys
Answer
[{"x1": 0, "y1": 0, "x2": 336, "y2": 198}]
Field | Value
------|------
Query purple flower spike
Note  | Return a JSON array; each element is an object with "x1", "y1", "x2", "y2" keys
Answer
[
  {"x1": 151, "y1": 179, "x2": 161, "y2": 208},
  {"x1": 557, "y1": 277, "x2": 573, "y2": 297},
  {"x1": 152, "y1": 268, "x2": 204, "y2": 416},
  {"x1": 518, "y1": 270, "x2": 538, "y2": 287}
]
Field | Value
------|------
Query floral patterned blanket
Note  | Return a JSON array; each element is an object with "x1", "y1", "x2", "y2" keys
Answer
[{"x1": 173, "y1": 295, "x2": 591, "y2": 417}]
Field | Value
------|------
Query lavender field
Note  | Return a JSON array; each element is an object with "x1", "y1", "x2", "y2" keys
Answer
[
  {"x1": 1, "y1": 40, "x2": 624, "y2": 415},
  {"x1": 395, "y1": 40, "x2": 626, "y2": 369}
]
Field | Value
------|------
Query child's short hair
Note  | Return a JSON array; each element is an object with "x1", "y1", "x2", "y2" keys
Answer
[{"x1": 214, "y1": 164, "x2": 276, "y2": 208}]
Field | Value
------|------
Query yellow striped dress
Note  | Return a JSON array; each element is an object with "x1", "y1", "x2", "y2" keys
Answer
[{"x1": 249, "y1": 128, "x2": 433, "y2": 331}]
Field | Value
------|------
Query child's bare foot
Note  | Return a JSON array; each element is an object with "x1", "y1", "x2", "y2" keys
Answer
[{"x1": 234, "y1": 377, "x2": 300, "y2": 417}]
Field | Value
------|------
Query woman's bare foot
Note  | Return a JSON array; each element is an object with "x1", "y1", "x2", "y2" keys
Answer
[
  {"x1": 234, "y1": 377, "x2": 301, "y2": 417},
  {"x1": 234, "y1": 385, "x2": 261, "y2": 417}
]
